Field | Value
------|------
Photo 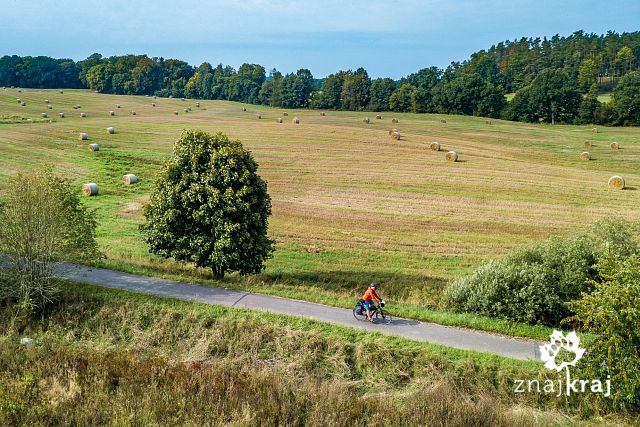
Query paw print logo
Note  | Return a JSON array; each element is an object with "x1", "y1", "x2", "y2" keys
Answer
[{"x1": 539, "y1": 330, "x2": 585, "y2": 372}]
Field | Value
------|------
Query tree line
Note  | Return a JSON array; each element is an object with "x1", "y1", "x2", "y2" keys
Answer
[{"x1": 2, "y1": 30, "x2": 640, "y2": 125}]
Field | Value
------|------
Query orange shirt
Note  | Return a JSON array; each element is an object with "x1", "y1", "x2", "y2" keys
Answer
[{"x1": 363, "y1": 288, "x2": 380, "y2": 302}]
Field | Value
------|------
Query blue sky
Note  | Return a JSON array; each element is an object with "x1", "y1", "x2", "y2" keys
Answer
[{"x1": 0, "y1": 0, "x2": 638, "y2": 79}]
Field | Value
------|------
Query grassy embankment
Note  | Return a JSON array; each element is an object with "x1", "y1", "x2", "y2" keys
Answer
[{"x1": 1, "y1": 88, "x2": 639, "y2": 339}]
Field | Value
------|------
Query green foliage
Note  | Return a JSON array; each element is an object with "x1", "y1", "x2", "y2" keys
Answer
[
  {"x1": 340, "y1": 68, "x2": 371, "y2": 111},
  {"x1": 0, "y1": 167, "x2": 100, "y2": 312},
  {"x1": 572, "y1": 252, "x2": 640, "y2": 409},
  {"x1": 577, "y1": 83, "x2": 606, "y2": 124},
  {"x1": 512, "y1": 69, "x2": 581, "y2": 123},
  {"x1": 389, "y1": 83, "x2": 415, "y2": 112},
  {"x1": 368, "y1": 78, "x2": 395, "y2": 111},
  {"x1": 611, "y1": 71, "x2": 640, "y2": 125},
  {"x1": 140, "y1": 130, "x2": 275, "y2": 279}
]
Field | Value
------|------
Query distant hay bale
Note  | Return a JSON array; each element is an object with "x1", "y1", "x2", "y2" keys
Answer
[
  {"x1": 580, "y1": 152, "x2": 591, "y2": 161},
  {"x1": 116, "y1": 104, "x2": 121, "y2": 108},
  {"x1": 59, "y1": 90, "x2": 63, "y2": 94},
  {"x1": 80, "y1": 132, "x2": 88, "y2": 141},
  {"x1": 440, "y1": 119, "x2": 447, "y2": 123},
  {"x1": 363, "y1": 117, "x2": 370, "y2": 124},
  {"x1": 283, "y1": 112, "x2": 288, "y2": 116},
  {"x1": 44, "y1": 99, "x2": 49, "y2": 103},
  {"x1": 390, "y1": 131, "x2": 401, "y2": 140},
  {"x1": 20, "y1": 102, "x2": 26, "y2": 106},
  {"x1": 131, "y1": 111, "x2": 137, "y2": 115},
  {"x1": 592, "y1": 128, "x2": 598, "y2": 133},
  {"x1": 152, "y1": 103, "x2": 156, "y2": 107},
  {"x1": 391, "y1": 118, "x2": 398, "y2": 123},
  {"x1": 485, "y1": 120, "x2": 492, "y2": 124},
  {"x1": 59, "y1": 112, "x2": 65, "y2": 118},
  {"x1": 88, "y1": 143, "x2": 100, "y2": 151},
  {"x1": 584, "y1": 141, "x2": 592, "y2": 147},
  {"x1": 47, "y1": 105, "x2": 52, "y2": 109},
  {"x1": 153, "y1": 95, "x2": 157, "y2": 99},
  {"x1": 430, "y1": 142, "x2": 441, "y2": 151},
  {"x1": 41, "y1": 112, "x2": 48, "y2": 118},
  {"x1": 376, "y1": 115, "x2": 382, "y2": 119},
  {"x1": 196, "y1": 102, "x2": 200, "y2": 107},
  {"x1": 610, "y1": 142, "x2": 620, "y2": 149},
  {"x1": 446, "y1": 151, "x2": 458, "y2": 162},
  {"x1": 16, "y1": 98, "x2": 21, "y2": 102},
  {"x1": 82, "y1": 183, "x2": 99, "y2": 196},
  {"x1": 174, "y1": 111, "x2": 179, "y2": 115},
  {"x1": 320, "y1": 112, "x2": 326, "y2": 116},
  {"x1": 107, "y1": 127, "x2": 115, "y2": 134},
  {"x1": 277, "y1": 118, "x2": 283, "y2": 123},
  {"x1": 123, "y1": 174, "x2": 138, "y2": 185},
  {"x1": 184, "y1": 108, "x2": 189, "y2": 113},
  {"x1": 110, "y1": 111, "x2": 115, "y2": 116},
  {"x1": 256, "y1": 114, "x2": 262, "y2": 119},
  {"x1": 242, "y1": 107, "x2": 247, "y2": 112},
  {"x1": 293, "y1": 117, "x2": 300, "y2": 124},
  {"x1": 18, "y1": 89, "x2": 22, "y2": 93},
  {"x1": 80, "y1": 112, "x2": 87, "y2": 117},
  {"x1": 608, "y1": 175, "x2": 625, "y2": 190},
  {"x1": 181, "y1": 98, "x2": 185, "y2": 101},
  {"x1": 388, "y1": 128, "x2": 398, "y2": 136}
]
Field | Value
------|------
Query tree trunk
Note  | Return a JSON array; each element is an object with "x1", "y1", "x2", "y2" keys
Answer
[{"x1": 212, "y1": 266, "x2": 225, "y2": 280}]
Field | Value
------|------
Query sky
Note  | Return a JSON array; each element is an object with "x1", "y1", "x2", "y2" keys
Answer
[{"x1": 0, "y1": 0, "x2": 639, "y2": 79}]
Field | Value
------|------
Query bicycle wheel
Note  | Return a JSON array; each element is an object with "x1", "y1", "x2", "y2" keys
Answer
[
  {"x1": 353, "y1": 305, "x2": 367, "y2": 321},
  {"x1": 375, "y1": 308, "x2": 392, "y2": 324}
]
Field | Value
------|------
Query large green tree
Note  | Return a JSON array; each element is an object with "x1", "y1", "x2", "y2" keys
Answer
[
  {"x1": 611, "y1": 71, "x2": 640, "y2": 125},
  {"x1": 141, "y1": 130, "x2": 275, "y2": 279},
  {"x1": 368, "y1": 78, "x2": 395, "y2": 111}
]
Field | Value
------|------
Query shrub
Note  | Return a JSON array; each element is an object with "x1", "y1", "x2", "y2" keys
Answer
[
  {"x1": 0, "y1": 167, "x2": 100, "y2": 313},
  {"x1": 572, "y1": 252, "x2": 640, "y2": 409}
]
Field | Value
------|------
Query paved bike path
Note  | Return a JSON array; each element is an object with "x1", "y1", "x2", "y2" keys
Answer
[{"x1": 60, "y1": 264, "x2": 543, "y2": 361}]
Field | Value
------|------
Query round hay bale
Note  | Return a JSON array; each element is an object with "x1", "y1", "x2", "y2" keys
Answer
[
  {"x1": 116, "y1": 104, "x2": 121, "y2": 108},
  {"x1": 430, "y1": 142, "x2": 440, "y2": 151},
  {"x1": 440, "y1": 119, "x2": 447, "y2": 123},
  {"x1": 608, "y1": 175, "x2": 625, "y2": 190},
  {"x1": 123, "y1": 174, "x2": 138, "y2": 185},
  {"x1": 47, "y1": 105, "x2": 52, "y2": 109},
  {"x1": 44, "y1": 99, "x2": 49, "y2": 103},
  {"x1": 153, "y1": 95, "x2": 157, "y2": 99},
  {"x1": 376, "y1": 114, "x2": 382, "y2": 119},
  {"x1": 283, "y1": 112, "x2": 288, "y2": 116},
  {"x1": 485, "y1": 120, "x2": 492, "y2": 124},
  {"x1": 174, "y1": 111, "x2": 179, "y2": 115},
  {"x1": 320, "y1": 112, "x2": 326, "y2": 116},
  {"x1": 196, "y1": 102, "x2": 200, "y2": 108},
  {"x1": 82, "y1": 183, "x2": 99, "y2": 196},
  {"x1": 181, "y1": 98, "x2": 185, "y2": 101},
  {"x1": 109, "y1": 111, "x2": 115, "y2": 116},
  {"x1": 277, "y1": 118, "x2": 283, "y2": 123},
  {"x1": 242, "y1": 107, "x2": 247, "y2": 112},
  {"x1": 391, "y1": 118, "x2": 398, "y2": 123},
  {"x1": 80, "y1": 132, "x2": 88, "y2": 141},
  {"x1": 80, "y1": 112, "x2": 87, "y2": 118},
  {"x1": 41, "y1": 112, "x2": 48, "y2": 118},
  {"x1": 152, "y1": 103, "x2": 156, "y2": 107},
  {"x1": 107, "y1": 127, "x2": 115, "y2": 134},
  {"x1": 184, "y1": 108, "x2": 189, "y2": 113},
  {"x1": 18, "y1": 89, "x2": 22, "y2": 93},
  {"x1": 256, "y1": 114, "x2": 262, "y2": 119},
  {"x1": 580, "y1": 152, "x2": 591, "y2": 161},
  {"x1": 584, "y1": 141, "x2": 592, "y2": 147},
  {"x1": 363, "y1": 117, "x2": 370, "y2": 124},
  {"x1": 59, "y1": 112, "x2": 65, "y2": 118},
  {"x1": 16, "y1": 98, "x2": 21, "y2": 102},
  {"x1": 131, "y1": 111, "x2": 137, "y2": 115},
  {"x1": 293, "y1": 117, "x2": 300, "y2": 124},
  {"x1": 388, "y1": 128, "x2": 398, "y2": 135},
  {"x1": 592, "y1": 128, "x2": 598, "y2": 133},
  {"x1": 390, "y1": 131, "x2": 401, "y2": 140},
  {"x1": 20, "y1": 102, "x2": 26, "y2": 106},
  {"x1": 610, "y1": 142, "x2": 620, "y2": 149},
  {"x1": 88, "y1": 143, "x2": 100, "y2": 151},
  {"x1": 446, "y1": 151, "x2": 458, "y2": 162},
  {"x1": 59, "y1": 90, "x2": 63, "y2": 94}
]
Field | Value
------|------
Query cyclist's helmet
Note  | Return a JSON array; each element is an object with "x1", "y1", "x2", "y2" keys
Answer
[{"x1": 369, "y1": 282, "x2": 378, "y2": 289}]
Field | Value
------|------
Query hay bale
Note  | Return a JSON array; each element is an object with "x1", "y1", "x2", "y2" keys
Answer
[
  {"x1": 18, "y1": 89, "x2": 22, "y2": 93},
  {"x1": 390, "y1": 131, "x2": 401, "y2": 140},
  {"x1": 16, "y1": 98, "x2": 21, "y2": 102},
  {"x1": 47, "y1": 105, "x2": 52, "y2": 109},
  {"x1": 41, "y1": 112, "x2": 48, "y2": 118},
  {"x1": 446, "y1": 151, "x2": 458, "y2": 162},
  {"x1": 107, "y1": 127, "x2": 115, "y2": 134},
  {"x1": 123, "y1": 174, "x2": 138, "y2": 185},
  {"x1": 116, "y1": 104, "x2": 121, "y2": 108},
  {"x1": 82, "y1": 183, "x2": 99, "y2": 196},
  {"x1": 110, "y1": 111, "x2": 115, "y2": 116},
  {"x1": 152, "y1": 103, "x2": 156, "y2": 107},
  {"x1": 391, "y1": 118, "x2": 398, "y2": 123},
  {"x1": 20, "y1": 102, "x2": 26, "y2": 106},
  {"x1": 592, "y1": 128, "x2": 598, "y2": 133},
  {"x1": 580, "y1": 152, "x2": 591, "y2": 161},
  {"x1": 242, "y1": 107, "x2": 247, "y2": 112},
  {"x1": 80, "y1": 112, "x2": 87, "y2": 117},
  {"x1": 293, "y1": 117, "x2": 300, "y2": 124},
  {"x1": 430, "y1": 142, "x2": 440, "y2": 151},
  {"x1": 88, "y1": 143, "x2": 100, "y2": 151},
  {"x1": 59, "y1": 90, "x2": 63, "y2": 94},
  {"x1": 610, "y1": 142, "x2": 620, "y2": 149},
  {"x1": 608, "y1": 175, "x2": 625, "y2": 190},
  {"x1": 363, "y1": 117, "x2": 370, "y2": 124},
  {"x1": 80, "y1": 132, "x2": 88, "y2": 141},
  {"x1": 376, "y1": 114, "x2": 382, "y2": 119},
  {"x1": 277, "y1": 118, "x2": 283, "y2": 123},
  {"x1": 196, "y1": 102, "x2": 200, "y2": 108},
  {"x1": 283, "y1": 112, "x2": 289, "y2": 116},
  {"x1": 256, "y1": 114, "x2": 262, "y2": 119},
  {"x1": 388, "y1": 128, "x2": 398, "y2": 136},
  {"x1": 153, "y1": 95, "x2": 157, "y2": 99},
  {"x1": 44, "y1": 99, "x2": 49, "y2": 103},
  {"x1": 59, "y1": 112, "x2": 65, "y2": 118},
  {"x1": 584, "y1": 141, "x2": 592, "y2": 147},
  {"x1": 485, "y1": 120, "x2": 492, "y2": 124},
  {"x1": 131, "y1": 111, "x2": 137, "y2": 115},
  {"x1": 174, "y1": 111, "x2": 179, "y2": 115},
  {"x1": 320, "y1": 112, "x2": 326, "y2": 116},
  {"x1": 440, "y1": 119, "x2": 447, "y2": 123},
  {"x1": 184, "y1": 108, "x2": 189, "y2": 113}
]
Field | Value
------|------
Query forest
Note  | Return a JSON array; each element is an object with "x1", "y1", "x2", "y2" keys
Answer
[{"x1": 1, "y1": 30, "x2": 639, "y2": 125}]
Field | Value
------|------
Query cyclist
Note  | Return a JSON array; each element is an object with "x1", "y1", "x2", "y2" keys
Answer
[{"x1": 362, "y1": 282, "x2": 382, "y2": 322}]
